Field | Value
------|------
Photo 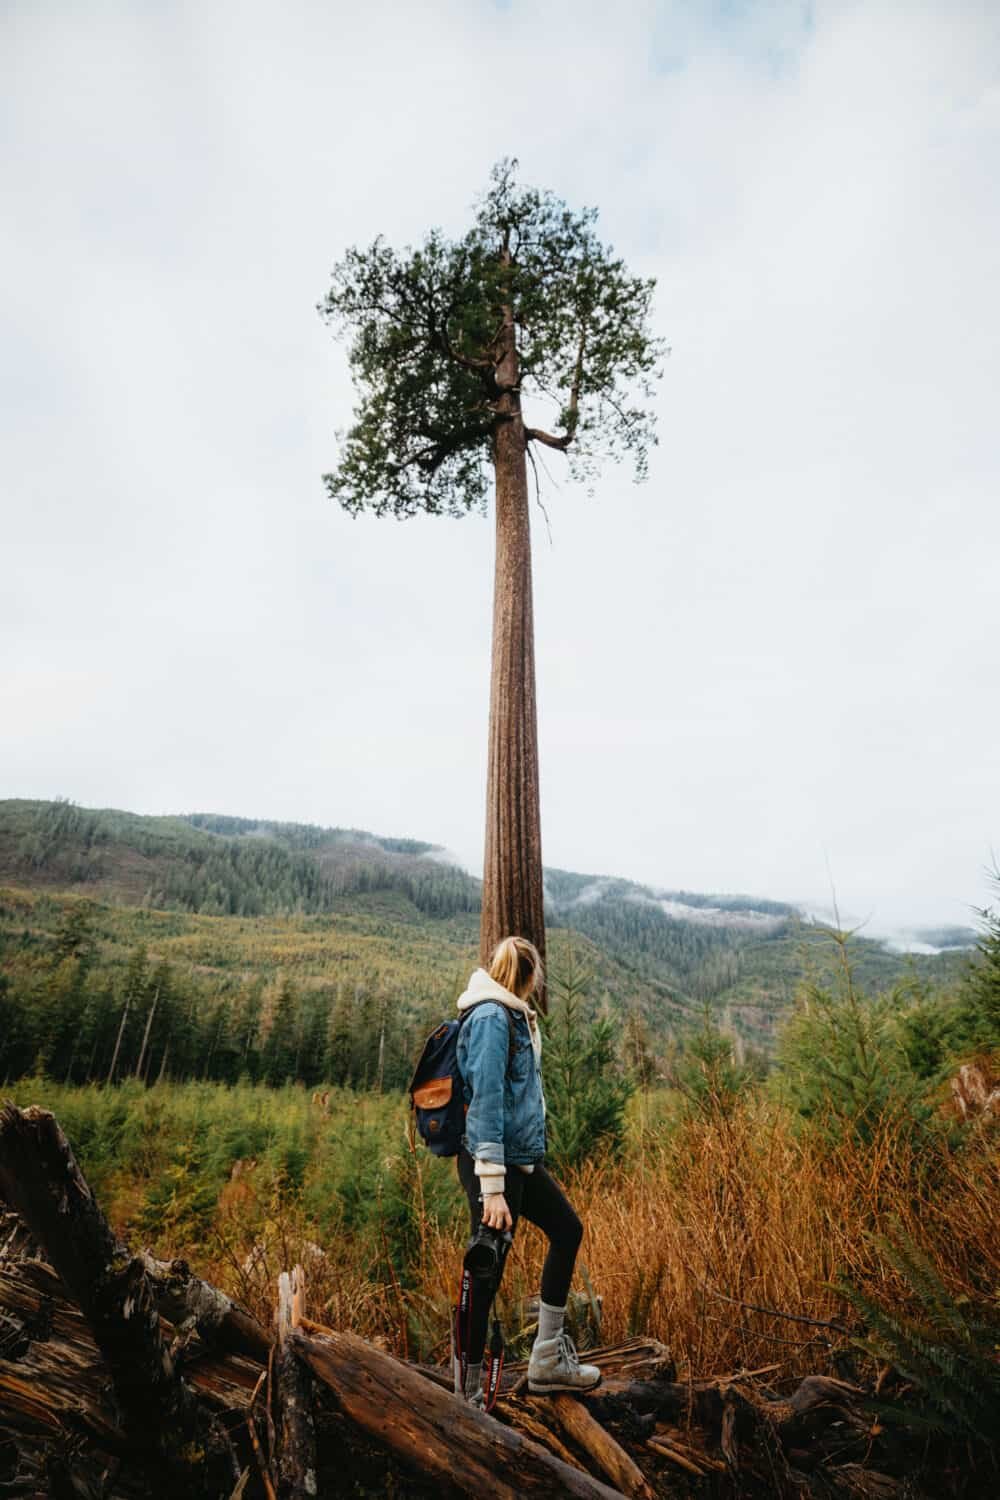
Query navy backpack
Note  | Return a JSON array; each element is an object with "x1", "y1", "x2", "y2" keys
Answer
[{"x1": 408, "y1": 1002, "x2": 517, "y2": 1156}]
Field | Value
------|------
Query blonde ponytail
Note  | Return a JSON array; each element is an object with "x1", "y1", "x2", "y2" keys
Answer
[{"x1": 488, "y1": 936, "x2": 543, "y2": 1000}]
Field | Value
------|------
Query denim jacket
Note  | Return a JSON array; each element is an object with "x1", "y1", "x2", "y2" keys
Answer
[{"x1": 457, "y1": 1001, "x2": 547, "y2": 1167}]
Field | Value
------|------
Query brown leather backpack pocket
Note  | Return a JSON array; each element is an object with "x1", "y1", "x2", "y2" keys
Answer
[{"x1": 412, "y1": 1077, "x2": 453, "y2": 1109}]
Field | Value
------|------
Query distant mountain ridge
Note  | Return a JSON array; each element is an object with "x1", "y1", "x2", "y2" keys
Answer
[{"x1": 0, "y1": 798, "x2": 976, "y2": 1052}]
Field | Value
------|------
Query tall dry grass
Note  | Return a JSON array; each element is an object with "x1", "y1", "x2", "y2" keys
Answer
[
  {"x1": 10, "y1": 1077, "x2": 995, "y2": 1382},
  {"x1": 401, "y1": 1097, "x2": 999, "y2": 1378}
]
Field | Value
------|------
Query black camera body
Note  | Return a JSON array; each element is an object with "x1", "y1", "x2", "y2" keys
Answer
[{"x1": 464, "y1": 1223, "x2": 513, "y2": 1286}]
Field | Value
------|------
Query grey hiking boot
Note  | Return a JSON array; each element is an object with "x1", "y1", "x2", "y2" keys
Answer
[{"x1": 527, "y1": 1331, "x2": 601, "y2": 1394}]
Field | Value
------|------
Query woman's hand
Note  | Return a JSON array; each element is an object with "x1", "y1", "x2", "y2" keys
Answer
[{"x1": 482, "y1": 1192, "x2": 512, "y2": 1231}]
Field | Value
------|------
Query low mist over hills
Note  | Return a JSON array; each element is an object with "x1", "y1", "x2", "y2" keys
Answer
[{"x1": 0, "y1": 799, "x2": 975, "y2": 1061}]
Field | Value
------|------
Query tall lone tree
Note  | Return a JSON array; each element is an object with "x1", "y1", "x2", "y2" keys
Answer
[{"x1": 320, "y1": 161, "x2": 662, "y2": 1003}]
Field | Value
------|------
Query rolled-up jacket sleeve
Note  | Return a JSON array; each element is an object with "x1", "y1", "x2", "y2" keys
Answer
[{"x1": 461, "y1": 1005, "x2": 509, "y2": 1166}]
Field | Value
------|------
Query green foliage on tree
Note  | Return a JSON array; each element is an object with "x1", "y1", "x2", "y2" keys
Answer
[
  {"x1": 775, "y1": 929, "x2": 928, "y2": 1143},
  {"x1": 325, "y1": 985, "x2": 354, "y2": 1088},
  {"x1": 951, "y1": 871, "x2": 1000, "y2": 1051},
  {"x1": 0, "y1": 802, "x2": 987, "y2": 1107},
  {"x1": 319, "y1": 158, "x2": 663, "y2": 518},
  {"x1": 541, "y1": 956, "x2": 634, "y2": 1170},
  {"x1": 666, "y1": 1006, "x2": 762, "y2": 1119},
  {"x1": 262, "y1": 978, "x2": 299, "y2": 1087},
  {"x1": 138, "y1": 1138, "x2": 218, "y2": 1243},
  {"x1": 52, "y1": 900, "x2": 97, "y2": 966}
]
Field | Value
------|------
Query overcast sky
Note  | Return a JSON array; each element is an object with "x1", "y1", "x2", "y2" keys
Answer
[{"x1": 2, "y1": 0, "x2": 998, "y2": 931}]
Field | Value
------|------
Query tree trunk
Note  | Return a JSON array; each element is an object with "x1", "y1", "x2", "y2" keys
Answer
[
  {"x1": 134, "y1": 986, "x2": 158, "y2": 1080},
  {"x1": 106, "y1": 995, "x2": 130, "y2": 1084},
  {"x1": 482, "y1": 293, "x2": 547, "y2": 1006}
]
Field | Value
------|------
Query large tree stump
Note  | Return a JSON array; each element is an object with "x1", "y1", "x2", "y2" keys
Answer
[{"x1": 0, "y1": 1102, "x2": 238, "y2": 1496}]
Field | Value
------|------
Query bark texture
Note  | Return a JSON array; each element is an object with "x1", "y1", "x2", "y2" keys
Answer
[
  {"x1": 141, "y1": 1251, "x2": 270, "y2": 1365},
  {"x1": 549, "y1": 1393, "x2": 657, "y2": 1499},
  {"x1": 481, "y1": 299, "x2": 547, "y2": 1004},
  {"x1": 276, "y1": 1267, "x2": 317, "y2": 1500},
  {"x1": 292, "y1": 1323, "x2": 624, "y2": 1499}
]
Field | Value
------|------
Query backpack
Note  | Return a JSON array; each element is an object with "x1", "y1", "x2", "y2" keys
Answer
[{"x1": 408, "y1": 1002, "x2": 517, "y2": 1157}]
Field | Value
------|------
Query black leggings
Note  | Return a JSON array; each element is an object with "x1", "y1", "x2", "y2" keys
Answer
[{"x1": 456, "y1": 1148, "x2": 583, "y2": 1364}]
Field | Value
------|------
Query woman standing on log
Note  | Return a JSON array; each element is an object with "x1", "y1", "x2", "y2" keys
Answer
[{"x1": 454, "y1": 936, "x2": 601, "y2": 1406}]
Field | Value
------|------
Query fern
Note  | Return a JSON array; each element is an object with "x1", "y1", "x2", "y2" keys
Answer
[{"x1": 837, "y1": 1220, "x2": 1000, "y2": 1444}]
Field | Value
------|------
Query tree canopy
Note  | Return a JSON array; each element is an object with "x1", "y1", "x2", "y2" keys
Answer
[{"x1": 319, "y1": 159, "x2": 664, "y2": 518}]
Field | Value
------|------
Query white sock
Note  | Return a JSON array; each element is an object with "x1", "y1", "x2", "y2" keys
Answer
[
  {"x1": 465, "y1": 1359, "x2": 483, "y2": 1396},
  {"x1": 536, "y1": 1298, "x2": 566, "y2": 1345}
]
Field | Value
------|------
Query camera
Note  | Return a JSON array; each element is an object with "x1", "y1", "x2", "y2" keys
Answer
[{"x1": 464, "y1": 1223, "x2": 513, "y2": 1285}]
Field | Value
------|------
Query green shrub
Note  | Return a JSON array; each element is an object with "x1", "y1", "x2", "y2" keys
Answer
[
  {"x1": 541, "y1": 956, "x2": 634, "y2": 1170},
  {"x1": 666, "y1": 1006, "x2": 759, "y2": 1120},
  {"x1": 838, "y1": 1220, "x2": 1000, "y2": 1444},
  {"x1": 774, "y1": 929, "x2": 929, "y2": 1144},
  {"x1": 950, "y1": 873, "x2": 1000, "y2": 1053},
  {"x1": 138, "y1": 1139, "x2": 218, "y2": 1244}
]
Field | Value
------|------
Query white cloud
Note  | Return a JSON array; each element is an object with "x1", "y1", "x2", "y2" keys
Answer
[{"x1": 2, "y1": 0, "x2": 997, "y2": 928}]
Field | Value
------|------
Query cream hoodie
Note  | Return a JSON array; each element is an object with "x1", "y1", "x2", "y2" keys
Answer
[{"x1": 456, "y1": 968, "x2": 545, "y2": 1198}]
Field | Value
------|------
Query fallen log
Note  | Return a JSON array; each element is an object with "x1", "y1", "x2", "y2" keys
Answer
[
  {"x1": 0, "y1": 1209, "x2": 41, "y2": 1263},
  {"x1": 0, "y1": 1102, "x2": 239, "y2": 1497},
  {"x1": 246, "y1": 1370, "x2": 278, "y2": 1500},
  {"x1": 141, "y1": 1252, "x2": 270, "y2": 1366},
  {"x1": 507, "y1": 1399, "x2": 588, "y2": 1472},
  {"x1": 549, "y1": 1393, "x2": 656, "y2": 1500},
  {"x1": 291, "y1": 1323, "x2": 629, "y2": 1499}
]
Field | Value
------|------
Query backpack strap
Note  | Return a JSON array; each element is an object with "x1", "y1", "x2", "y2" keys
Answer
[{"x1": 457, "y1": 1001, "x2": 518, "y2": 1074}]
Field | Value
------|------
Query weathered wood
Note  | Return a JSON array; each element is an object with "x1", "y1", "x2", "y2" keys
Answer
[
  {"x1": 583, "y1": 1376, "x2": 694, "y2": 1424},
  {"x1": 651, "y1": 1428, "x2": 726, "y2": 1475},
  {"x1": 141, "y1": 1251, "x2": 270, "y2": 1364},
  {"x1": 787, "y1": 1374, "x2": 866, "y2": 1417},
  {"x1": 0, "y1": 1267, "x2": 131, "y2": 1453},
  {"x1": 506, "y1": 1398, "x2": 590, "y2": 1472},
  {"x1": 246, "y1": 1369, "x2": 277, "y2": 1500},
  {"x1": 0, "y1": 1256, "x2": 264, "y2": 1495},
  {"x1": 292, "y1": 1323, "x2": 628, "y2": 1499},
  {"x1": 0, "y1": 1208, "x2": 42, "y2": 1262},
  {"x1": 646, "y1": 1435, "x2": 711, "y2": 1476},
  {"x1": 276, "y1": 1266, "x2": 317, "y2": 1500},
  {"x1": 550, "y1": 1394, "x2": 656, "y2": 1500},
  {"x1": 0, "y1": 1102, "x2": 239, "y2": 1496}
]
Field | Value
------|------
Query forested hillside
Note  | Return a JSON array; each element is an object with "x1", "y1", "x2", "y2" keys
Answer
[{"x1": 0, "y1": 798, "x2": 973, "y2": 1091}]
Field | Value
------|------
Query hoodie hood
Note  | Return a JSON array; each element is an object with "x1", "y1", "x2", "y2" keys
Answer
[{"x1": 457, "y1": 968, "x2": 543, "y2": 1065}]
